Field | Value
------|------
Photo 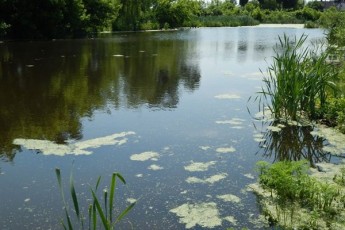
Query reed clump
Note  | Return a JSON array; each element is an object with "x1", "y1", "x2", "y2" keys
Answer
[
  {"x1": 253, "y1": 34, "x2": 337, "y2": 122},
  {"x1": 55, "y1": 168, "x2": 135, "y2": 230}
]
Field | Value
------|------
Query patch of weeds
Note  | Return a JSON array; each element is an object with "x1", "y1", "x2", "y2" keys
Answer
[
  {"x1": 55, "y1": 168, "x2": 135, "y2": 230},
  {"x1": 255, "y1": 160, "x2": 345, "y2": 228}
]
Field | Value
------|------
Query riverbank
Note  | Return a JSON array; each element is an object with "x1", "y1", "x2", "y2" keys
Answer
[{"x1": 248, "y1": 123, "x2": 345, "y2": 229}]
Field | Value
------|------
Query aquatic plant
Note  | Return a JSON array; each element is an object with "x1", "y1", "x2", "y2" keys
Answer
[
  {"x1": 252, "y1": 34, "x2": 337, "y2": 122},
  {"x1": 55, "y1": 168, "x2": 135, "y2": 230},
  {"x1": 255, "y1": 160, "x2": 345, "y2": 228}
]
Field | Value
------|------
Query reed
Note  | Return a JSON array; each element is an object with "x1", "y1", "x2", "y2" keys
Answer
[
  {"x1": 253, "y1": 34, "x2": 337, "y2": 122},
  {"x1": 55, "y1": 169, "x2": 135, "y2": 230}
]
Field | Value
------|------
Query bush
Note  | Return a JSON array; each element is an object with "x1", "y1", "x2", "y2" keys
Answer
[
  {"x1": 295, "y1": 7, "x2": 321, "y2": 21},
  {"x1": 140, "y1": 21, "x2": 160, "y2": 30}
]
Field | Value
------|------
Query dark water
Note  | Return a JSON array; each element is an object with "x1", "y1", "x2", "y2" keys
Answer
[{"x1": 0, "y1": 27, "x2": 328, "y2": 229}]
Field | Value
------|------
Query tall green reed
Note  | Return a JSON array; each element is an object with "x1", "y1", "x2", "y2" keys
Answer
[
  {"x1": 252, "y1": 34, "x2": 337, "y2": 121},
  {"x1": 55, "y1": 168, "x2": 135, "y2": 230}
]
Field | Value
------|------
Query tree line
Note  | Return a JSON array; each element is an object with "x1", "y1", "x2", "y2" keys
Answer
[{"x1": 0, "y1": 0, "x2": 335, "y2": 39}]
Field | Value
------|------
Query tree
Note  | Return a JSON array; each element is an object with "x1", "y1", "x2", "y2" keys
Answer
[{"x1": 83, "y1": 0, "x2": 121, "y2": 33}]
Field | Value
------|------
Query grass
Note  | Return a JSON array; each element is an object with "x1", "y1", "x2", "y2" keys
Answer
[
  {"x1": 251, "y1": 34, "x2": 337, "y2": 122},
  {"x1": 55, "y1": 168, "x2": 135, "y2": 230}
]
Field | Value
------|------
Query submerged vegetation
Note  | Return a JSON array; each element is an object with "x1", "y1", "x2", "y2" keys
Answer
[{"x1": 55, "y1": 169, "x2": 135, "y2": 229}]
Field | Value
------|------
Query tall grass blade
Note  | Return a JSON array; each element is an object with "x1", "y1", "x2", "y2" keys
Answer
[
  {"x1": 109, "y1": 173, "x2": 116, "y2": 223},
  {"x1": 65, "y1": 209, "x2": 73, "y2": 230},
  {"x1": 115, "y1": 202, "x2": 136, "y2": 224},
  {"x1": 95, "y1": 176, "x2": 102, "y2": 191},
  {"x1": 115, "y1": 173, "x2": 126, "y2": 184},
  {"x1": 70, "y1": 172, "x2": 80, "y2": 219},
  {"x1": 91, "y1": 189, "x2": 109, "y2": 229},
  {"x1": 92, "y1": 204, "x2": 97, "y2": 230},
  {"x1": 55, "y1": 168, "x2": 73, "y2": 230},
  {"x1": 104, "y1": 189, "x2": 108, "y2": 221}
]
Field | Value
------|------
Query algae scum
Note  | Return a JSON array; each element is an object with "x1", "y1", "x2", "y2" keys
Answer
[{"x1": 0, "y1": 27, "x2": 337, "y2": 229}]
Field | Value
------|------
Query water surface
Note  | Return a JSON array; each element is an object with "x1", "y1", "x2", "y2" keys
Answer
[{"x1": 0, "y1": 27, "x2": 328, "y2": 229}]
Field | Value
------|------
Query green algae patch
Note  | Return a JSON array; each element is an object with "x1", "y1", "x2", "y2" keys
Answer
[
  {"x1": 215, "y1": 118, "x2": 245, "y2": 125},
  {"x1": 253, "y1": 133, "x2": 265, "y2": 142},
  {"x1": 186, "y1": 173, "x2": 228, "y2": 185},
  {"x1": 199, "y1": 146, "x2": 211, "y2": 151},
  {"x1": 13, "y1": 131, "x2": 135, "y2": 156},
  {"x1": 130, "y1": 151, "x2": 159, "y2": 161},
  {"x1": 184, "y1": 161, "x2": 216, "y2": 172},
  {"x1": 126, "y1": 198, "x2": 137, "y2": 204},
  {"x1": 311, "y1": 124, "x2": 345, "y2": 156},
  {"x1": 216, "y1": 147, "x2": 236, "y2": 153},
  {"x1": 224, "y1": 215, "x2": 238, "y2": 226},
  {"x1": 148, "y1": 164, "x2": 163, "y2": 171},
  {"x1": 216, "y1": 194, "x2": 241, "y2": 203},
  {"x1": 169, "y1": 202, "x2": 222, "y2": 229}
]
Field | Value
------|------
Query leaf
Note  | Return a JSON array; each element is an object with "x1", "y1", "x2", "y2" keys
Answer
[
  {"x1": 70, "y1": 172, "x2": 80, "y2": 219},
  {"x1": 115, "y1": 202, "x2": 136, "y2": 224},
  {"x1": 91, "y1": 189, "x2": 109, "y2": 229}
]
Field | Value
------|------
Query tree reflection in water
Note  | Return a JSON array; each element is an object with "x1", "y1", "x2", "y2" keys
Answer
[{"x1": 256, "y1": 121, "x2": 331, "y2": 167}]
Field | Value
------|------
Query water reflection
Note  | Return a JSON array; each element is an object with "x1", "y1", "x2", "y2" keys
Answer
[
  {"x1": 256, "y1": 121, "x2": 330, "y2": 166},
  {"x1": 0, "y1": 34, "x2": 200, "y2": 161}
]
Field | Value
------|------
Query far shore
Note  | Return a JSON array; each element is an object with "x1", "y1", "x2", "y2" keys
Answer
[{"x1": 252, "y1": 23, "x2": 305, "y2": 28}]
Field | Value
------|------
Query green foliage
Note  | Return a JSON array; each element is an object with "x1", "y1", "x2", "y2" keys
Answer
[
  {"x1": 0, "y1": 21, "x2": 9, "y2": 38},
  {"x1": 262, "y1": 10, "x2": 303, "y2": 24},
  {"x1": 306, "y1": 1, "x2": 324, "y2": 11},
  {"x1": 55, "y1": 168, "x2": 135, "y2": 230},
  {"x1": 256, "y1": 160, "x2": 343, "y2": 220},
  {"x1": 319, "y1": 8, "x2": 345, "y2": 47},
  {"x1": 323, "y1": 97, "x2": 345, "y2": 132},
  {"x1": 253, "y1": 34, "x2": 337, "y2": 121},
  {"x1": 197, "y1": 15, "x2": 259, "y2": 27},
  {"x1": 295, "y1": 7, "x2": 321, "y2": 21}
]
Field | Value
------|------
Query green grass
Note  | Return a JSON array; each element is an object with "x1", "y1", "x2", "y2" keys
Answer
[{"x1": 55, "y1": 168, "x2": 135, "y2": 230}]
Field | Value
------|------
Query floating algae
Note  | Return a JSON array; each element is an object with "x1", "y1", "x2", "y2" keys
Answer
[
  {"x1": 214, "y1": 94, "x2": 241, "y2": 99},
  {"x1": 244, "y1": 173, "x2": 255, "y2": 179},
  {"x1": 184, "y1": 161, "x2": 216, "y2": 172},
  {"x1": 186, "y1": 173, "x2": 227, "y2": 184},
  {"x1": 224, "y1": 215, "x2": 238, "y2": 226},
  {"x1": 126, "y1": 198, "x2": 137, "y2": 204},
  {"x1": 215, "y1": 118, "x2": 245, "y2": 126},
  {"x1": 199, "y1": 146, "x2": 211, "y2": 151},
  {"x1": 253, "y1": 133, "x2": 265, "y2": 142},
  {"x1": 266, "y1": 125, "x2": 282, "y2": 132},
  {"x1": 216, "y1": 147, "x2": 236, "y2": 153},
  {"x1": 130, "y1": 151, "x2": 160, "y2": 161},
  {"x1": 310, "y1": 125, "x2": 345, "y2": 156},
  {"x1": 216, "y1": 194, "x2": 241, "y2": 203},
  {"x1": 13, "y1": 132, "x2": 135, "y2": 156},
  {"x1": 148, "y1": 164, "x2": 163, "y2": 171},
  {"x1": 169, "y1": 202, "x2": 222, "y2": 229}
]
